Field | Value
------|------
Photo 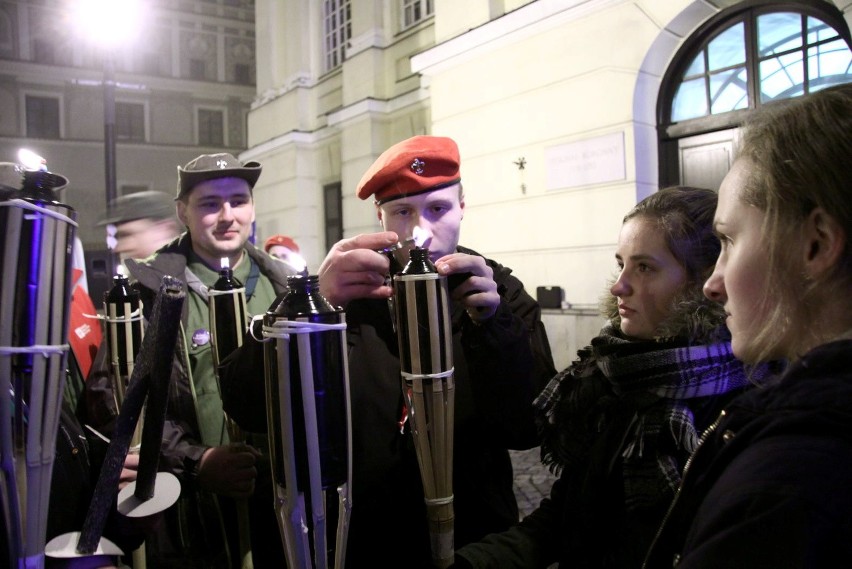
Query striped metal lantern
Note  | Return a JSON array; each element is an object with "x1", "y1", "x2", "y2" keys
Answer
[
  {"x1": 0, "y1": 164, "x2": 76, "y2": 569},
  {"x1": 263, "y1": 274, "x2": 352, "y2": 569},
  {"x1": 392, "y1": 246, "x2": 455, "y2": 569}
]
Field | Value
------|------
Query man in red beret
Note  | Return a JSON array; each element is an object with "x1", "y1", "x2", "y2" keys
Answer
[
  {"x1": 317, "y1": 135, "x2": 556, "y2": 566},
  {"x1": 86, "y1": 152, "x2": 295, "y2": 568}
]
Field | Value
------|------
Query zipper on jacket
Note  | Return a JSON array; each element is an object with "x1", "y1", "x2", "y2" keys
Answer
[{"x1": 642, "y1": 409, "x2": 727, "y2": 568}]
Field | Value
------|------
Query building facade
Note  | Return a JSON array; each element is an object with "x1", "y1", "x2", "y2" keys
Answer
[
  {"x1": 246, "y1": 0, "x2": 851, "y2": 366},
  {"x1": 0, "y1": 0, "x2": 257, "y2": 257}
]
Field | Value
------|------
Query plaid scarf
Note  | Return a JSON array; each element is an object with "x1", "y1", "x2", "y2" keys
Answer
[{"x1": 535, "y1": 322, "x2": 765, "y2": 510}]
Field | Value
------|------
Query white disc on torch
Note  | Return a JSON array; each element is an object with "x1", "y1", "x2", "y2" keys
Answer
[
  {"x1": 116, "y1": 471, "x2": 181, "y2": 517},
  {"x1": 45, "y1": 532, "x2": 124, "y2": 558}
]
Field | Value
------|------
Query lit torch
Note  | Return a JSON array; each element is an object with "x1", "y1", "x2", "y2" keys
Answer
[
  {"x1": 391, "y1": 228, "x2": 455, "y2": 568},
  {"x1": 208, "y1": 256, "x2": 252, "y2": 568},
  {"x1": 104, "y1": 266, "x2": 144, "y2": 444}
]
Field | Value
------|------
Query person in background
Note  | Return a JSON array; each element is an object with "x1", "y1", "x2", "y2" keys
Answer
[
  {"x1": 263, "y1": 234, "x2": 306, "y2": 273},
  {"x1": 97, "y1": 190, "x2": 181, "y2": 261},
  {"x1": 644, "y1": 84, "x2": 852, "y2": 568},
  {"x1": 452, "y1": 186, "x2": 770, "y2": 569},
  {"x1": 86, "y1": 153, "x2": 296, "y2": 568}
]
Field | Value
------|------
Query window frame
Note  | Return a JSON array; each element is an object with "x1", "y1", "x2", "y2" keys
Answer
[
  {"x1": 401, "y1": 0, "x2": 434, "y2": 31},
  {"x1": 24, "y1": 93, "x2": 62, "y2": 139},
  {"x1": 196, "y1": 106, "x2": 227, "y2": 147},
  {"x1": 659, "y1": 0, "x2": 851, "y2": 138},
  {"x1": 323, "y1": 0, "x2": 352, "y2": 73},
  {"x1": 114, "y1": 101, "x2": 147, "y2": 142}
]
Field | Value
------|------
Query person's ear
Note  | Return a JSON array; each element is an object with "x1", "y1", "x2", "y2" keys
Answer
[
  {"x1": 176, "y1": 200, "x2": 188, "y2": 226},
  {"x1": 376, "y1": 205, "x2": 384, "y2": 224},
  {"x1": 802, "y1": 207, "x2": 846, "y2": 279}
]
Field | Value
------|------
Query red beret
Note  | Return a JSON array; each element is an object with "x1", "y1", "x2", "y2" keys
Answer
[
  {"x1": 264, "y1": 234, "x2": 300, "y2": 253},
  {"x1": 356, "y1": 135, "x2": 461, "y2": 204}
]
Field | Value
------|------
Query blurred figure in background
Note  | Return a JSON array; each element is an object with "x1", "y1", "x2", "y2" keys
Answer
[
  {"x1": 98, "y1": 191, "x2": 181, "y2": 261},
  {"x1": 263, "y1": 234, "x2": 306, "y2": 273}
]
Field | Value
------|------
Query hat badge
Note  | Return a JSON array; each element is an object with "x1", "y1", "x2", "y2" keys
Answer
[
  {"x1": 216, "y1": 159, "x2": 228, "y2": 169},
  {"x1": 410, "y1": 158, "x2": 425, "y2": 176}
]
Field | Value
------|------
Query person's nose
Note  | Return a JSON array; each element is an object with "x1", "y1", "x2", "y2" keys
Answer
[
  {"x1": 219, "y1": 202, "x2": 235, "y2": 223},
  {"x1": 703, "y1": 264, "x2": 726, "y2": 303},
  {"x1": 413, "y1": 219, "x2": 433, "y2": 248},
  {"x1": 610, "y1": 269, "x2": 631, "y2": 297}
]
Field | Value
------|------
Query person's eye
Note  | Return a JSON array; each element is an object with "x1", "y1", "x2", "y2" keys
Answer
[{"x1": 637, "y1": 263, "x2": 653, "y2": 272}]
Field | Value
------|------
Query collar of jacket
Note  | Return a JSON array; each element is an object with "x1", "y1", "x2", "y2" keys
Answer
[{"x1": 124, "y1": 232, "x2": 296, "y2": 321}]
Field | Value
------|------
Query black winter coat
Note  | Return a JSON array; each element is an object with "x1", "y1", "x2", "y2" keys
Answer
[{"x1": 644, "y1": 339, "x2": 852, "y2": 568}]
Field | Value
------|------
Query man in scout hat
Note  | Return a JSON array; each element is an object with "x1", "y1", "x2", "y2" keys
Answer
[
  {"x1": 316, "y1": 135, "x2": 556, "y2": 566},
  {"x1": 85, "y1": 152, "x2": 294, "y2": 568}
]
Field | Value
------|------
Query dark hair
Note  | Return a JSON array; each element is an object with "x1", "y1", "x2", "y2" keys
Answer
[
  {"x1": 623, "y1": 186, "x2": 720, "y2": 284},
  {"x1": 734, "y1": 83, "x2": 852, "y2": 362}
]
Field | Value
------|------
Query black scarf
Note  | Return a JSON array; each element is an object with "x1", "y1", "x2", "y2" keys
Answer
[{"x1": 535, "y1": 323, "x2": 767, "y2": 510}]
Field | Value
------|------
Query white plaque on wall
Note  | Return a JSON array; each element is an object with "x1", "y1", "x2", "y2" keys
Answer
[{"x1": 545, "y1": 132, "x2": 625, "y2": 190}]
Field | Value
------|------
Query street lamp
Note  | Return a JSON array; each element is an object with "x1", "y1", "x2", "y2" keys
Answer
[{"x1": 73, "y1": 0, "x2": 142, "y2": 272}]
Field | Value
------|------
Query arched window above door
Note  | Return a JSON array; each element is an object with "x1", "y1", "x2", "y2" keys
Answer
[
  {"x1": 665, "y1": 2, "x2": 852, "y2": 125},
  {"x1": 657, "y1": 1, "x2": 851, "y2": 191}
]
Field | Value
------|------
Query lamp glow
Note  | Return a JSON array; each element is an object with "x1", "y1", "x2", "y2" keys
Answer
[{"x1": 74, "y1": 0, "x2": 143, "y2": 48}]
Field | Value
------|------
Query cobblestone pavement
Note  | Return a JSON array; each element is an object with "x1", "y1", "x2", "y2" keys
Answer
[{"x1": 510, "y1": 446, "x2": 557, "y2": 518}]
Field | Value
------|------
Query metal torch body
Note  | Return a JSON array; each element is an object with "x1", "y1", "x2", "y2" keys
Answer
[
  {"x1": 0, "y1": 169, "x2": 76, "y2": 569},
  {"x1": 262, "y1": 274, "x2": 352, "y2": 569},
  {"x1": 392, "y1": 246, "x2": 455, "y2": 569}
]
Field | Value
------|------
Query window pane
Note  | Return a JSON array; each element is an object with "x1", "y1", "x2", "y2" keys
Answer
[
  {"x1": 808, "y1": 42, "x2": 852, "y2": 89},
  {"x1": 116, "y1": 103, "x2": 145, "y2": 141},
  {"x1": 760, "y1": 52, "x2": 803, "y2": 101},
  {"x1": 672, "y1": 78, "x2": 708, "y2": 121},
  {"x1": 323, "y1": 0, "x2": 351, "y2": 71},
  {"x1": 807, "y1": 16, "x2": 838, "y2": 44},
  {"x1": 758, "y1": 13, "x2": 802, "y2": 56},
  {"x1": 710, "y1": 67, "x2": 749, "y2": 112},
  {"x1": 683, "y1": 52, "x2": 705, "y2": 77},
  {"x1": 198, "y1": 109, "x2": 224, "y2": 146},
  {"x1": 707, "y1": 23, "x2": 745, "y2": 72},
  {"x1": 26, "y1": 96, "x2": 60, "y2": 138}
]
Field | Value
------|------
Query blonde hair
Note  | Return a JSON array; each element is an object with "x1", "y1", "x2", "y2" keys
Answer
[{"x1": 735, "y1": 84, "x2": 852, "y2": 362}]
